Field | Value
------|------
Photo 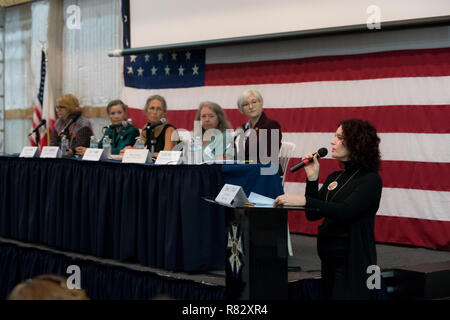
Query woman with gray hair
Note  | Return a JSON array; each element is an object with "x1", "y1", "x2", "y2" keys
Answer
[
  {"x1": 236, "y1": 89, "x2": 282, "y2": 164},
  {"x1": 121, "y1": 94, "x2": 178, "y2": 158},
  {"x1": 195, "y1": 101, "x2": 234, "y2": 161}
]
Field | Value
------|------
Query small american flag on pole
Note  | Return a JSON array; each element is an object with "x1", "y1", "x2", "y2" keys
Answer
[{"x1": 30, "y1": 48, "x2": 48, "y2": 149}]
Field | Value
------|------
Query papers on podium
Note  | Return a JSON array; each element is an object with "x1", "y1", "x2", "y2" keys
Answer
[
  {"x1": 248, "y1": 192, "x2": 274, "y2": 208},
  {"x1": 214, "y1": 184, "x2": 275, "y2": 208}
]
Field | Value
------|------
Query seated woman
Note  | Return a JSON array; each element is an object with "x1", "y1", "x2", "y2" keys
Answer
[
  {"x1": 122, "y1": 95, "x2": 178, "y2": 157},
  {"x1": 236, "y1": 89, "x2": 282, "y2": 163},
  {"x1": 75, "y1": 100, "x2": 139, "y2": 156},
  {"x1": 50, "y1": 94, "x2": 93, "y2": 156},
  {"x1": 194, "y1": 101, "x2": 234, "y2": 162}
]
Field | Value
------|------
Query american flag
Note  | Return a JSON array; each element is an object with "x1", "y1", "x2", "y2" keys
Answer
[
  {"x1": 124, "y1": 50, "x2": 205, "y2": 90},
  {"x1": 30, "y1": 49, "x2": 48, "y2": 149},
  {"x1": 121, "y1": 5, "x2": 450, "y2": 249}
]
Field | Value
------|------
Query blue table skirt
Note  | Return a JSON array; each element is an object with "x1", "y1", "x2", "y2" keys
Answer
[{"x1": 0, "y1": 157, "x2": 283, "y2": 271}]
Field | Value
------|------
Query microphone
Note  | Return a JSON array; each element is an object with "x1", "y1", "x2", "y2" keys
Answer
[
  {"x1": 146, "y1": 118, "x2": 167, "y2": 130},
  {"x1": 108, "y1": 121, "x2": 128, "y2": 130},
  {"x1": 172, "y1": 141, "x2": 184, "y2": 151},
  {"x1": 289, "y1": 147, "x2": 328, "y2": 173},
  {"x1": 28, "y1": 119, "x2": 46, "y2": 136},
  {"x1": 60, "y1": 117, "x2": 75, "y2": 136}
]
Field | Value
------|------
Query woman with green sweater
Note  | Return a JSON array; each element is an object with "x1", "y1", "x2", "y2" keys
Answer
[{"x1": 75, "y1": 100, "x2": 139, "y2": 156}]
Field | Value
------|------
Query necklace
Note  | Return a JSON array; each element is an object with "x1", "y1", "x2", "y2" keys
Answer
[{"x1": 326, "y1": 168, "x2": 361, "y2": 202}]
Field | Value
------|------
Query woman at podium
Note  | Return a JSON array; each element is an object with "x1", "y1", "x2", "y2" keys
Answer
[
  {"x1": 50, "y1": 94, "x2": 93, "y2": 156},
  {"x1": 75, "y1": 100, "x2": 139, "y2": 156},
  {"x1": 194, "y1": 101, "x2": 234, "y2": 161},
  {"x1": 274, "y1": 119, "x2": 382, "y2": 300}
]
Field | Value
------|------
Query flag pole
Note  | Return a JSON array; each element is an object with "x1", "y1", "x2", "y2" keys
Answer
[{"x1": 39, "y1": 41, "x2": 50, "y2": 147}]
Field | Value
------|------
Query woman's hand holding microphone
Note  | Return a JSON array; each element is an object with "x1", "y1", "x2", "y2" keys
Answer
[{"x1": 273, "y1": 151, "x2": 321, "y2": 208}]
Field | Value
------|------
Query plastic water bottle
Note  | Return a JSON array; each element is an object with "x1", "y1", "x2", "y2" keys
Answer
[
  {"x1": 89, "y1": 136, "x2": 98, "y2": 148},
  {"x1": 102, "y1": 136, "x2": 112, "y2": 157},
  {"x1": 186, "y1": 138, "x2": 195, "y2": 164},
  {"x1": 61, "y1": 135, "x2": 69, "y2": 156},
  {"x1": 193, "y1": 135, "x2": 202, "y2": 164},
  {"x1": 135, "y1": 136, "x2": 145, "y2": 149}
]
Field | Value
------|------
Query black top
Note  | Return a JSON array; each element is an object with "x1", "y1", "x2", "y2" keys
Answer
[
  {"x1": 144, "y1": 123, "x2": 176, "y2": 153},
  {"x1": 304, "y1": 161, "x2": 383, "y2": 299}
]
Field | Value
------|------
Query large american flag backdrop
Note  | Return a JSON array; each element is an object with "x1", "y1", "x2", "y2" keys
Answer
[{"x1": 121, "y1": 5, "x2": 450, "y2": 249}]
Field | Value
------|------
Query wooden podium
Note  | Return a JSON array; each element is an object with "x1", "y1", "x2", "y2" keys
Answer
[{"x1": 224, "y1": 206, "x2": 304, "y2": 300}]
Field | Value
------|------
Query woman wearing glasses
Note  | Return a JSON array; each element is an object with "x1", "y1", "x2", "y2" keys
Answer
[
  {"x1": 50, "y1": 94, "x2": 93, "y2": 156},
  {"x1": 236, "y1": 89, "x2": 282, "y2": 164}
]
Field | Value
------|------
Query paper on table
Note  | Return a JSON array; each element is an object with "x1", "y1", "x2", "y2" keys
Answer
[{"x1": 248, "y1": 192, "x2": 274, "y2": 208}]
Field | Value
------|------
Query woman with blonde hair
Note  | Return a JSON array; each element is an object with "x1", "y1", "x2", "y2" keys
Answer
[
  {"x1": 7, "y1": 274, "x2": 89, "y2": 300},
  {"x1": 50, "y1": 94, "x2": 93, "y2": 156},
  {"x1": 75, "y1": 99, "x2": 139, "y2": 156}
]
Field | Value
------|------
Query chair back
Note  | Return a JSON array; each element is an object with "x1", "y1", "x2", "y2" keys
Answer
[{"x1": 279, "y1": 141, "x2": 296, "y2": 186}]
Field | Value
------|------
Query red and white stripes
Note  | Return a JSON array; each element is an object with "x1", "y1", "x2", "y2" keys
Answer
[{"x1": 123, "y1": 44, "x2": 450, "y2": 249}]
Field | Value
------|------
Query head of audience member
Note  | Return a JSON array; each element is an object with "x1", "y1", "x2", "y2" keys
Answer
[
  {"x1": 7, "y1": 274, "x2": 89, "y2": 300},
  {"x1": 107, "y1": 99, "x2": 128, "y2": 126},
  {"x1": 195, "y1": 101, "x2": 232, "y2": 133},
  {"x1": 144, "y1": 95, "x2": 167, "y2": 125},
  {"x1": 56, "y1": 94, "x2": 82, "y2": 122},
  {"x1": 332, "y1": 119, "x2": 381, "y2": 172},
  {"x1": 237, "y1": 89, "x2": 264, "y2": 125}
]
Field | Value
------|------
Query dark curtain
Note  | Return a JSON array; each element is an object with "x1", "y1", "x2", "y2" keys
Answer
[
  {"x1": 0, "y1": 158, "x2": 226, "y2": 271},
  {"x1": 0, "y1": 241, "x2": 225, "y2": 300}
]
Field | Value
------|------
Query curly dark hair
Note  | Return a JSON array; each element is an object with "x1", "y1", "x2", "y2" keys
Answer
[{"x1": 339, "y1": 119, "x2": 381, "y2": 172}]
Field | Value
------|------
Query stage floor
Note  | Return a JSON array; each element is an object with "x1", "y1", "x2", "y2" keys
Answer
[{"x1": 2, "y1": 233, "x2": 449, "y2": 288}]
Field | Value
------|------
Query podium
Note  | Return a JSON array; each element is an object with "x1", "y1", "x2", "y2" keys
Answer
[{"x1": 224, "y1": 206, "x2": 304, "y2": 300}]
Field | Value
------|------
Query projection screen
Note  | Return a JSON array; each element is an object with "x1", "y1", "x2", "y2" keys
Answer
[{"x1": 129, "y1": 0, "x2": 450, "y2": 49}]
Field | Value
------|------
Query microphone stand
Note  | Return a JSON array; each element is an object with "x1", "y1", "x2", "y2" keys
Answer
[
  {"x1": 149, "y1": 128, "x2": 156, "y2": 161},
  {"x1": 36, "y1": 129, "x2": 40, "y2": 150}
]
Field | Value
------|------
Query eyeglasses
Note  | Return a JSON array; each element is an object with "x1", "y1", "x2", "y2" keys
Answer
[
  {"x1": 200, "y1": 114, "x2": 217, "y2": 119},
  {"x1": 241, "y1": 99, "x2": 260, "y2": 108}
]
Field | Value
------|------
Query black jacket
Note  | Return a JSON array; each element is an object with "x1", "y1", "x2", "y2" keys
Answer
[{"x1": 305, "y1": 161, "x2": 383, "y2": 299}]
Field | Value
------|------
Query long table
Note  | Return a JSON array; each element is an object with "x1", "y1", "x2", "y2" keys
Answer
[{"x1": 0, "y1": 157, "x2": 283, "y2": 271}]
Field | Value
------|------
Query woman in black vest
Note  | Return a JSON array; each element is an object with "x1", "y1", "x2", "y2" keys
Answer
[
  {"x1": 122, "y1": 95, "x2": 178, "y2": 158},
  {"x1": 274, "y1": 119, "x2": 383, "y2": 300}
]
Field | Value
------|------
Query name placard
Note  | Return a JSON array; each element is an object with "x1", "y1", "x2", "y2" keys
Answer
[
  {"x1": 40, "y1": 146, "x2": 61, "y2": 158},
  {"x1": 122, "y1": 149, "x2": 151, "y2": 164},
  {"x1": 19, "y1": 146, "x2": 40, "y2": 158},
  {"x1": 155, "y1": 151, "x2": 183, "y2": 165},
  {"x1": 215, "y1": 184, "x2": 249, "y2": 208},
  {"x1": 82, "y1": 148, "x2": 106, "y2": 161}
]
